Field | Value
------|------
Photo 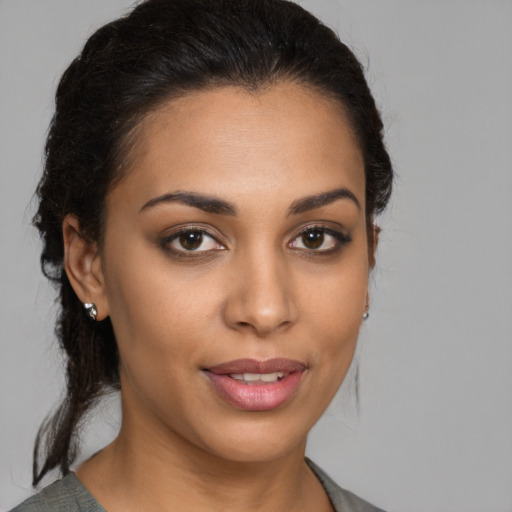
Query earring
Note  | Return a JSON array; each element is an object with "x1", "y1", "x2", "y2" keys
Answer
[
  {"x1": 84, "y1": 302, "x2": 98, "y2": 321},
  {"x1": 363, "y1": 295, "x2": 370, "y2": 320}
]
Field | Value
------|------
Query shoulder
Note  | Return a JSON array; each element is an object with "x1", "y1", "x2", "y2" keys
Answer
[
  {"x1": 9, "y1": 473, "x2": 105, "y2": 512},
  {"x1": 306, "y1": 458, "x2": 387, "y2": 512}
]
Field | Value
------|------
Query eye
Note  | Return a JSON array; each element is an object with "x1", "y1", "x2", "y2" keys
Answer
[
  {"x1": 289, "y1": 226, "x2": 350, "y2": 253},
  {"x1": 162, "y1": 229, "x2": 225, "y2": 254}
]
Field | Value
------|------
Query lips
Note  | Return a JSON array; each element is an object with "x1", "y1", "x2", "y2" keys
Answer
[{"x1": 203, "y1": 358, "x2": 307, "y2": 411}]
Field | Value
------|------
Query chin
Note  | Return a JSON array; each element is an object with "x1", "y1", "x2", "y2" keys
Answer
[{"x1": 187, "y1": 410, "x2": 314, "y2": 465}]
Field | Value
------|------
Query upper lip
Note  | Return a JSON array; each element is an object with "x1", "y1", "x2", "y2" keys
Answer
[{"x1": 205, "y1": 358, "x2": 307, "y2": 375}]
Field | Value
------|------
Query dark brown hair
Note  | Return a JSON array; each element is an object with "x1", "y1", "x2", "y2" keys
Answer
[{"x1": 33, "y1": 0, "x2": 393, "y2": 485}]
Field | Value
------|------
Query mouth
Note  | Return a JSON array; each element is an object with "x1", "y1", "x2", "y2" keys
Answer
[
  {"x1": 228, "y1": 371, "x2": 287, "y2": 385},
  {"x1": 203, "y1": 358, "x2": 307, "y2": 411}
]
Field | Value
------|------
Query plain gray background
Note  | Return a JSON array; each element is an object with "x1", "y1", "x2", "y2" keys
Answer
[{"x1": 1, "y1": 1, "x2": 511, "y2": 511}]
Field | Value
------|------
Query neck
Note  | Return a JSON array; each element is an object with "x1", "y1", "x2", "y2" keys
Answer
[{"x1": 77, "y1": 407, "x2": 331, "y2": 512}]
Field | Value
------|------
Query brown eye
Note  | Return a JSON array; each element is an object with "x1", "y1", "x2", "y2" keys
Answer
[
  {"x1": 301, "y1": 229, "x2": 324, "y2": 249},
  {"x1": 179, "y1": 231, "x2": 203, "y2": 250},
  {"x1": 289, "y1": 226, "x2": 350, "y2": 253},
  {"x1": 163, "y1": 229, "x2": 225, "y2": 254}
]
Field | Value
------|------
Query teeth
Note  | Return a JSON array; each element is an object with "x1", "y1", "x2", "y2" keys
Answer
[
  {"x1": 243, "y1": 373, "x2": 261, "y2": 382},
  {"x1": 261, "y1": 372, "x2": 284, "y2": 382},
  {"x1": 230, "y1": 372, "x2": 286, "y2": 383}
]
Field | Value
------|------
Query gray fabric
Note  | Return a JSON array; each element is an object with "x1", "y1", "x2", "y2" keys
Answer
[
  {"x1": 10, "y1": 473, "x2": 105, "y2": 512},
  {"x1": 305, "y1": 458, "x2": 386, "y2": 512},
  {"x1": 11, "y1": 460, "x2": 385, "y2": 511}
]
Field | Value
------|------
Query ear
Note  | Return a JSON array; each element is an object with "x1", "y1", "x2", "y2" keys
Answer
[
  {"x1": 62, "y1": 214, "x2": 109, "y2": 320},
  {"x1": 368, "y1": 223, "x2": 380, "y2": 270}
]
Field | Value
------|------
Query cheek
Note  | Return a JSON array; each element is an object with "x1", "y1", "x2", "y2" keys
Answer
[
  {"x1": 105, "y1": 259, "x2": 212, "y2": 357},
  {"x1": 102, "y1": 246, "x2": 238, "y2": 413},
  {"x1": 298, "y1": 256, "x2": 368, "y2": 370},
  {"x1": 103, "y1": 259, "x2": 215, "y2": 422}
]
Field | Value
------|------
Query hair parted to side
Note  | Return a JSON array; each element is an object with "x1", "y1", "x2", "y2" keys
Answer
[{"x1": 32, "y1": 0, "x2": 393, "y2": 486}]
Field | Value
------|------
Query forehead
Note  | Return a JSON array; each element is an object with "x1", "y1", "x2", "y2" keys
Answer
[{"x1": 110, "y1": 82, "x2": 365, "y2": 211}]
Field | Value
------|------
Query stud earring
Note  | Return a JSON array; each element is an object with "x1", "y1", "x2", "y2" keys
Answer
[
  {"x1": 363, "y1": 295, "x2": 370, "y2": 320},
  {"x1": 84, "y1": 302, "x2": 98, "y2": 321}
]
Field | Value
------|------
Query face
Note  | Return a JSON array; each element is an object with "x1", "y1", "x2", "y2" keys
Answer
[{"x1": 99, "y1": 83, "x2": 369, "y2": 463}]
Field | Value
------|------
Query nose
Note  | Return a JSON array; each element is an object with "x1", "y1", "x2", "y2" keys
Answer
[{"x1": 222, "y1": 249, "x2": 297, "y2": 338}]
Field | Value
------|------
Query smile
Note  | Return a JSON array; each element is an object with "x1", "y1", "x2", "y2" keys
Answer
[
  {"x1": 229, "y1": 372, "x2": 286, "y2": 384},
  {"x1": 203, "y1": 358, "x2": 306, "y2": 411}
]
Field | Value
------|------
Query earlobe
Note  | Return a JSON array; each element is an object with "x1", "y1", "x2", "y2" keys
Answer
[{"x1": 62, "y1": 215, "x2": 109, "y2": 320}]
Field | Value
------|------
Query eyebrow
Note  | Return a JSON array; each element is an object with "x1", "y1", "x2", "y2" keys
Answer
[
  {"x1": 287, "y1": 187, "x2": 361, "y2": 215},
  {"x1": 140, "y1": 187, "x2": 361, "y2": 216},
  {"x1": 140, "y1": 191, "x2": 237, "y2": 215}
]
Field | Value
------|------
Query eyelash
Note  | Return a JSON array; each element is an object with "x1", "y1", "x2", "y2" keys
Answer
[
  {"x1": 289, "y1": 225, "x2": 352, "y2": 254},
  {"x1": 159, "y1": 226, "x2": 225, "y2": 258},
  {"x1": 159, "y1": 224, "x2": 351, "y2": 258}
]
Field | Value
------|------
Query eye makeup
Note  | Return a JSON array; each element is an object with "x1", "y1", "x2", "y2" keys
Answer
[
  {"x1": 288, "y1": 224, "x2": 352, "y2": 255},
  {"x1": 157, "y1": 221, "x2": 352, "y2": 261},
  {"x1": 158, "y1": 225, "x2": 226, "y2": 259}
]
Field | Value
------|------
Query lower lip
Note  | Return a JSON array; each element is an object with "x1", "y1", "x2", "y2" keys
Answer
[{"x1": 204, "y1": 371, "x2": 305, "y2": 411}]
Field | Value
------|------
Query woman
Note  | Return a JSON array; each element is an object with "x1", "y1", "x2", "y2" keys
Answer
[{"x1": 11, "y1": 0, "x2": 392, "y2": 510}]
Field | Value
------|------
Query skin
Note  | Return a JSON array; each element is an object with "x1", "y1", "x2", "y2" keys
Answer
[{"x1": 63, "y1": 82, "x2": 373, "y2": 512}]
